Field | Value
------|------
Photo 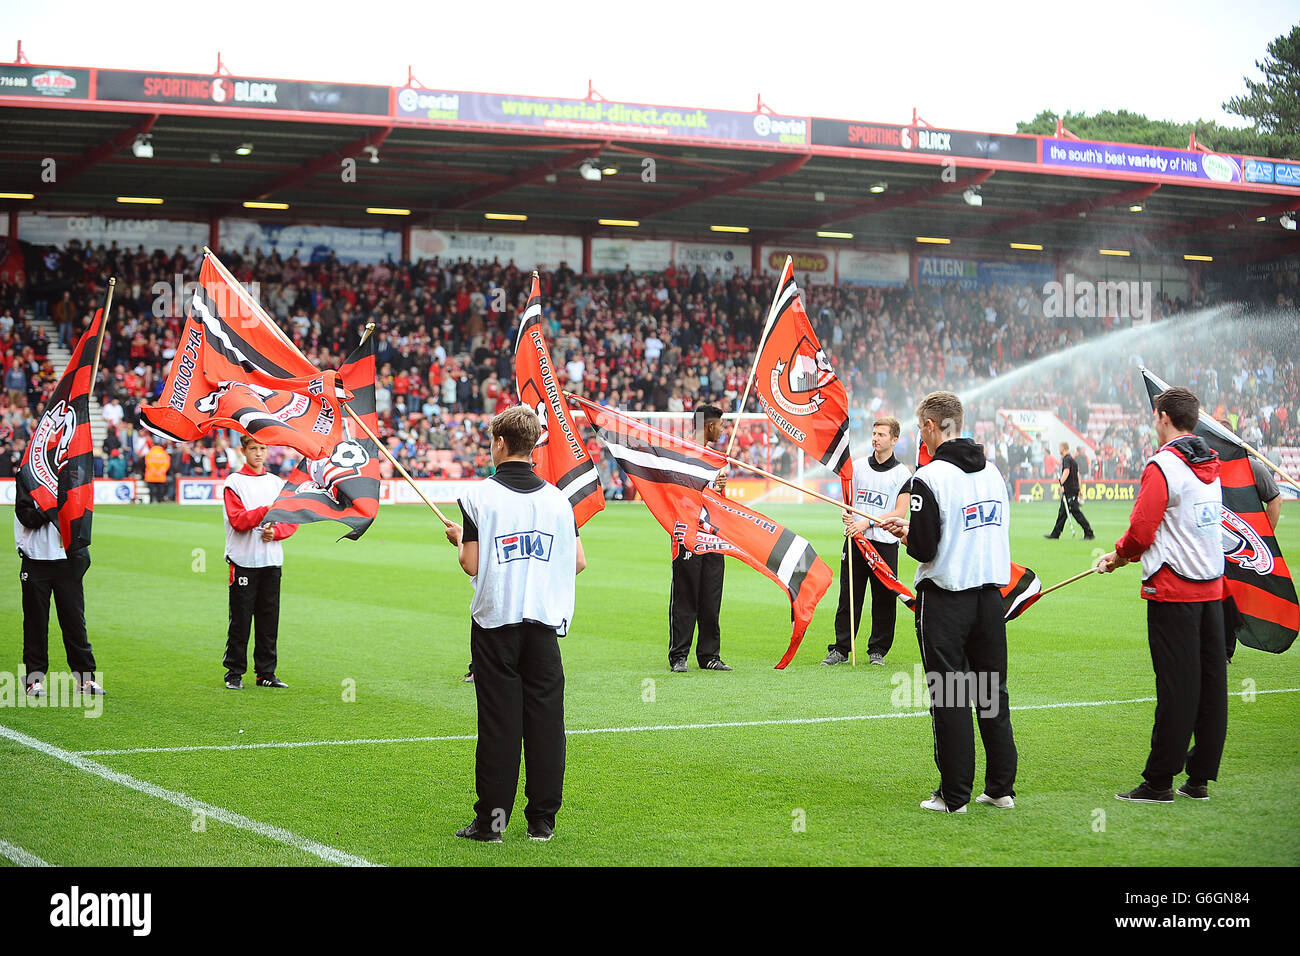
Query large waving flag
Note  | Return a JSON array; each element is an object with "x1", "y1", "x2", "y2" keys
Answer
[
  {"x1": 752, "y1": 256, "x2": 853, "y2": 486},
  {"x1": 16, "y1": 306, "x2": 103, "y2": 552},
  {"x1": 263, "y1": 332, "x2": 380, "y2": 540},
  {"x1": 1142, "y1": 367, "x2": 1298, "y2": 652},
  {"x1": 140, "y1": 251, "x2": 349, "y2": 459},
  {"x1": 515, "y1": 274, "x2": 604, "y2": 527},
  {"x1": 573, "y1": 394, "x2": 832, "y2": 668}
]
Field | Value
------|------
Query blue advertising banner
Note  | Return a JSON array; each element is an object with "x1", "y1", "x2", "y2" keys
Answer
[
  {"x1": 1244, "y1": 159, "x2": 1275, "y2": 184},
  {"x1": 918, "y1": 257, "x2": 1054, "y2": 290},
  {"x1": 1276, "y1": 163, "x2": 1300, "y2": 187},
  {"x1": 394, "y1": 88, "x2": 809, "y2": 145},
  {"x1": 1042, "y1": 138, "x2": 1241, "y2": 183},
  {"x1": 221, "y1": 220, "x2": 400, "y2": 265}
]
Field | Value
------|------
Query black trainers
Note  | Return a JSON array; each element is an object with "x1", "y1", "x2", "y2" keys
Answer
[
  {"x1": 455, "y1": 819, "x2": 502, "y2": 843},
  {"x1": 527, "y1": 821, "x2": 554, "y2": 842},
  {"x1": 1042, "y1": 533, "x2": 1059, "y2": 540},
  {"x1": 670, "y1": 659, "x2": 688, "y2": 673},
  {"x1": 1177, "y1": 781, "x2": 1210, "y2": 801},
  {"x1": 1083, "y1": 534, "x2": 1096, "y2": 541},
  {"x1": 225, "y1": 675, "x2": 243, "y2": 690},
  {"x1": 702, "y1": 658, "x2": 733, "y2": 671},
  {"x1": 1115, "y1": 782, "x2": 1175, "y2": 803},
  {"x1": 255, "y1": 675, "x2": 288, "y2": 688}
]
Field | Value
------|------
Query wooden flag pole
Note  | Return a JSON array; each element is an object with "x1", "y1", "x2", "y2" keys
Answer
[
  {"x1": 342, "y1": 403, "x2": 453, "y2": 529},
  {"x1": 1235, "y1": 435, "x2": 1300, "y2": 496},
  {"x1": 720, "y1": 256, "x2": 789, "y2": 464},
  {"x1": 1039, "y1": 566, "x2": 1098, "y2": 599},
  {"x1": 88, "y1": 278, "x2": 115, "y2": 388},
  {"x1": 722, "y1": 453, "x2": 888, "y2": 527}
]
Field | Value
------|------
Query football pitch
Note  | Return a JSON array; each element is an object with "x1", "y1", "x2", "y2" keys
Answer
[{"x1": 1, "y1": 499, "x2": 1297, "y2": 867}]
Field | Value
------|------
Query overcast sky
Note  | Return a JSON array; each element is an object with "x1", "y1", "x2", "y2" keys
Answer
[{"x1": 4, "y1": 0, "x2": 1295, "y2": 132}]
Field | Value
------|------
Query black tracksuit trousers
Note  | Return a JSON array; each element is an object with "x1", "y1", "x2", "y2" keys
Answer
[
  {"x1": 832, "y1": 539, "x2": 899, "y2": 658},
  {"x1": 21, "y1": 551, "x2": 97, "y2": 683},
  {"x1": 223, "y1": 564, "x2": 281, "y2": 679},
  {"x1": 915, "y1": 582, "x2": 1018, "y2": 811},
  {"x1": 1048, "y1": 494, "x2": 1093, "y2": 537},
  {"x1": 470, "y1": 619, "x2": 566, "y2": 831},
  {"x1": 1142, "y1": 600, "x2": 1227, "y2": 790},
  {"x1": 669, "y1": 551, "x2": 724, "y2": 665}
]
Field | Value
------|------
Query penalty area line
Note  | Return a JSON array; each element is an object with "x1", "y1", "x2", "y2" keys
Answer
[
  {"x1": 0, "y1": 839, "x2": 50, "y2": 867},
  {"x1": 70, "y1": 687, "x2": 1300, "y2": 758},
  {"x1": 0, "y1": 723, "x2": 379, "y2": 867}
]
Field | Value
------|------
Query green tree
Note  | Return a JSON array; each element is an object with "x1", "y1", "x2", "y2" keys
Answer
[{"x1": 1224, "y1": 24, "x2": 1300, "y2": 158}]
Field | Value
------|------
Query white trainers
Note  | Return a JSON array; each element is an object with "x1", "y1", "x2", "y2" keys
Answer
[
  {"x1": 920, "y1": 795, "x2": 967, "y2": 813},
  {"x1": 976, "y1": 793, "x2": 1015, "y2": 809}
]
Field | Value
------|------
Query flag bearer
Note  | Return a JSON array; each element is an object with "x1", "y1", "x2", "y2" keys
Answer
[
  {"x1": 881, "y1": 391, "x2": 1016, "y2": 814},
  {"x1": 1096, "y1": 387, "x2": 1227, "y2": 804},
  {"x1": 445, "y1": 405, "x2": 586, "y2": 843},
  {"x1": 222, "y1": 435, "x2": 297, "y2": 690},
  {"x1": 823, "y1": 416, "x2": 912, "y2": 666}
]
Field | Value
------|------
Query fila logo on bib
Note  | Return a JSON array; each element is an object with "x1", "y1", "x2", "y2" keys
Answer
[
  {"x1": 858, "y1": 490, "x2": 887, "y2": 508},
  {"x1": 495, "y1": 531, "x2": 554, "y2": 564},
  {"x1": 962, "y1": 500, "x2": 1002, "y2": 531}
]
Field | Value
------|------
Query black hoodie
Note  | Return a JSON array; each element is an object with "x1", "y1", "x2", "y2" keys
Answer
[{"x1": 906, "y1": 438, "x2": 990, "y2": 564}]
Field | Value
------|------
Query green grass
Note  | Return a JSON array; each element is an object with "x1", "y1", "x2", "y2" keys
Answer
[{"x1": 1, "y1": 499, "x2": 1297, "y2": 866}]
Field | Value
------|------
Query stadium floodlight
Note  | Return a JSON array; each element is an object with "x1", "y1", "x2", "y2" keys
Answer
[
  {"x1": 0, "y1": 192, "x2": 35, "y2": 200},
  {"x1": 814, "y1": 191, "x2": 826, "y2": 202},
  {"x1": 1281, "y1": 212, "x2": 1298, "y2": 231},
  {"x1": 116, "y1": 196, "x2": 163, "y2": 205},
  {"x1": 365, "y1": 207, "x2": 411, "y2": 216},
  {"x1": 710, "y1": 224, "x2": 749, "y2": 233},
  {"x1": 869, "y1": 182, "x2": 887, "y2": 194},
  {"x1": 1129, "y1": 204, "x2": 1144, "y2": 213},
  {"x1": 131, "y1": 134, "x2": 153, "y2": 159},
  {"x1": 578, "y1": 160, "x2": 602, "y2": 182},
  {"x1": 1009, "y1": 242, "x2": 1043, "y2": 251},
  {"x1": 916, "y1": 236, "x2": 950, "y2": 244},
  {"x1": 1184, "y1": 254, "x2": 1213, "y2": 262},
  {"x1": 601, "y1": 165, "x2": 618, "y2": 176},
  {"x1": 235, "y1": 143, "x2": 253, "y2": 156},
  {"x1": 244, "y1": 201, "x2": 289, "y2": 210},
  {"x1": 598, "y1": 219, "x2": 640, "y2": 227},
  {"x1": 962, "y1": 186, "x2": 982, "y2": 207},
  {"x1": 364, "y1": 145, "x2": 380, "y2": 165},
  {"x1": 485, "y1": 212, "x2": 528, "y2": 221},
  {"x1": 817, "y1": 230, "x2": 853, "y2": 239},
  {"x1": 1256, "y1": 216, "x2": 1268, "y2": 222},
  {"x1": 1099, "y1": 248, "x2": 1131, "y2": 256},
  {"x1": 545, "y1": 173, "x2": 558, "y2": 184}
]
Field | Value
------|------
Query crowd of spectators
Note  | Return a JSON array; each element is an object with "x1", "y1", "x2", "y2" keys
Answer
[{"x1": 1, "y1": 238, "x2": 1297, "y2": 498}]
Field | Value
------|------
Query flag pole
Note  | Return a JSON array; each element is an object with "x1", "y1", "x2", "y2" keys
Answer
[
  {"x1": 1234, "y1": 435, "x2": 1300, "y2": 496},
  {"x1": 342, "y1": 404, "x2": 453, "y2": 529},
  {"x1": 1038, "y1": 566, "x2": 1098, "y2": 598},
  {"x1": 720, "y1": 256, "x2": 789, "y2": 464},
  {"x1": 722, "y1": 452, "x2": 888, "y2": 526},
  {"x1": 88, "y1": 277, "x2": 115, "y2": 390}
]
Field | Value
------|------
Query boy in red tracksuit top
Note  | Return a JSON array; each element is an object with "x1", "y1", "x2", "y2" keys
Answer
[
  {"x1": 222, "y1": 436, "x2": 297, "y2": 690},
  {"x1": 1096, "y1": 387, "x2": 1227, "y2": 804}
]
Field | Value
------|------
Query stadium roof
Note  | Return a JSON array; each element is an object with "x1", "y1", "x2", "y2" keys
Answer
[{"x1": 2, "y1": 61, "x2": 1299, "y2": 268}]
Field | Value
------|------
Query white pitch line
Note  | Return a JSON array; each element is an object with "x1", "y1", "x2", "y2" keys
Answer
[
  {"x1": 0, "y1": 839, "x2": 50, "y2": 867},
  {"x1": 70, "y1": 687, "x2": 1300, "y2": 758},
  {"x1": 0, "y1": 723, "x2": 379, "y2": 867}
]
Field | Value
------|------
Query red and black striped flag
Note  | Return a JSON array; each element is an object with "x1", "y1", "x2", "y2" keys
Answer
[
  {"x1": 572, "y1": 394, "x2": 833, "y2": 669},
  {"x1": 752, "y1": 256, "x2": 853, "y2": 492},
  {"x1": 1143, "y1": 367, "x2": 1298, "y2": 652},
  {"x1": 140, "y1": 251, "x2": 349, "y2": 459},
  {"x1": 263, "y1": 332, "x2": 381, "y2": 540},
  {"x1": 515, "y1": 274, "x2": 604, "y2": 527},
  {"x1": 16, "y1": 306, "x2": 104, "y2": 552},
  {"x1": 1001, "y1": 562, "x2": 1043, "y2": 622}
]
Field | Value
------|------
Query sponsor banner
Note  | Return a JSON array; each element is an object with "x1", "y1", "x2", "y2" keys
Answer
[
  {"x1": 591, "y1": 237, "x2": 673, "y2": 273},
  {"x1": 1015, "y1": 478, "x2": 1138, "y2": 502},
  {"x1": 394, "y1": 88, "x2": 809, "y2": 145},
  {"x1": 811, "y1": 119, "x2": 1038, "y2": 163},
  {"x1": 1244, "y1": 159, "x2": 1275, "y2": 184},
  {"x1": 0, "y1": 478, "x2": 136, "y2": 504},
  {"x1": 673, "y1": 242, "x2": 750, "y2": 274},
  {"x1": 1042, "y1": 138, "x2": 1241, "y2": 183},
  {"x1": 19, "y1": 213, "x2": 207, "y2": 250},
  {"x1": 221, "y1": 219, "x2": 399, "y2": 265},
  {"x1": 761, "y1": 246, "x2": 835, "y2": 285},
  {"x1": 1276, "y1": 163, "x2": 1300, "y2": 187},
  {"x1": 179, "y1": 477, "x2": 484, "y2": 504},
  {"x1": 918, "y1": 256, "x2": 1054, "y2": 289},
  {"x1": 836, "y1": 250, "x2": 909, "y2": 287},
  {"x1": 95, "y1": 70, "x2": 389, "y2": 115},
  {"x1": 0, "y1": 65, "x2": 90, "y2": 99},
  {"x1": 409, "y1": 229, "x2": 581, "y2": 270}
]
